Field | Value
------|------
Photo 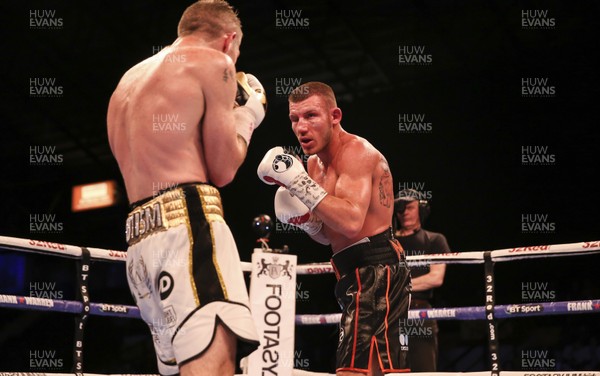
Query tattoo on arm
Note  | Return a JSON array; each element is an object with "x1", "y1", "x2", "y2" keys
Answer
[
  {"x1": 223, "y1": 68, "x2": 233, "y2": 83},
  {"x1": 378, "y1": 160, "x2": 392, "y2": 208}
]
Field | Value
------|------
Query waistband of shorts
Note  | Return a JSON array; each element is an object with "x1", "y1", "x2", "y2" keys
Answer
[
  {"x1": 129, "y1": 181, "x2": 209, "y2": 210},
  {"x1": 126, "y1": 183, "x2": 223, "y2": 246},
  {"x1": 330, "y1": 228, "x2": 399, "y2": 278}
]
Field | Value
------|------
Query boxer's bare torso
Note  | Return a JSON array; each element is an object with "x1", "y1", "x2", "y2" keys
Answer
[
  {"x1": 107, "y1": 37, "x2": 240, "y2": 203},
  {"x1": 308, "y1": 135, "x2": 394, "y2": 253},
  {"x1": 288, "y1": 94, "x2": 394, "y2": 253}
]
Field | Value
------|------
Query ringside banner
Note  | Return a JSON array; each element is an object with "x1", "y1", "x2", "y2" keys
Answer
[{"x1": 248, "y1": 249, "x2": 297, "y2": 376}]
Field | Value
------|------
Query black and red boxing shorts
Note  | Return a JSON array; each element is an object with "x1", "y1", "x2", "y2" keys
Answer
[{"x1": 331, "y1": 229, "x2": 412, "y2": 374}]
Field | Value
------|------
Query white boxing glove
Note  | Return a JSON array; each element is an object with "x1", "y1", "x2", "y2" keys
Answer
[
  {"x1": 257, "y1": 147, "x2": 327, "y2": 211},
  {"x1": 234, "y1": 72, "x2": 267, "y2": 145},
  {"x1": 275, "y1": 187, "x2": 323, "y2": 236}
]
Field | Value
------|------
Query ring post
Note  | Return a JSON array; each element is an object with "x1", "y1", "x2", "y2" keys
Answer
[
  {"x1": 484, "y1": 251, "x2": 500, "y2": 376},
  {"x1": 73, "y1": 246, "x2": 91, "y2": 373}
]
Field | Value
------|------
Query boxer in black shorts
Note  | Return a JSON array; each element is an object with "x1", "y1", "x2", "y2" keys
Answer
[
  {"x1": 332, "y1": 230, "x2": 411, "y2": 373},
  {"x1": 258, "y1": 82, "x2": 412, "y2": 375}
]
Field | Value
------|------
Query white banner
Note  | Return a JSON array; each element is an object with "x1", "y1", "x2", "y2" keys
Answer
[{"x1": 248, "y1": 249, "x2": 297, "y2": 376}]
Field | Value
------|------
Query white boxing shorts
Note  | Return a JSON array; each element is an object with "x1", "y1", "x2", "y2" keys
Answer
[{"x1": 125, "y1": 183, "x2": 259, "y2": 375}]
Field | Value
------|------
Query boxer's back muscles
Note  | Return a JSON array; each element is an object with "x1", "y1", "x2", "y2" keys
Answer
[{"x1": 108, "y1": 43, "x2": 239, "y2": 203}]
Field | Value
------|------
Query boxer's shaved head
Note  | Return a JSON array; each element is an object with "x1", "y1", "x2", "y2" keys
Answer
[
  {"x1": 289, "y1": 82, "x2": 337, "y2": 109},
  {"x1": 178, "y1": 0, "x2": 242, "y2": 39}
]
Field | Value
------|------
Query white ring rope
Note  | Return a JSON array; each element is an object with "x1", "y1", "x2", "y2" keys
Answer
[
  {"x1": 2, "y1": 235, "x2": 599, "y2": 325},
  {"x1": 2, "y1": 236, "x2": 599, "y2": 272},
  {"x1": 0, "y1": 236, "x2": 127, "y2": 262}
]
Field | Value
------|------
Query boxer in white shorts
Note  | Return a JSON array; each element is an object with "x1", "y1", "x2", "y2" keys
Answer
[
  {"x1": 107, "y1": 1, "x2": 267, "y2": 374},
  {"x1": 126, "y1": 183, "x2": 258, "y2": 375}
]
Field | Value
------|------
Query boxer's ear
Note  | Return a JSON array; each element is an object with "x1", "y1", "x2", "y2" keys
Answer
[
  {"x1": 331, "y1": 107, "x2": 342, "y2": 125},
  {"x1": 222, "y1": 32, "x2": 237, "y2": 54}
]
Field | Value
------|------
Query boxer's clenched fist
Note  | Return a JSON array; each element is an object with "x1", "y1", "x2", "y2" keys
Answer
[
  {"x1": 257, "y1": 146, "x2": 327, "y2": 211},
  {"x1": 234, "y1": 72, "x2": 266, "y2": 145},
  {"x1": 274, "y1": 187, "x2": 323, "y2": 235}
]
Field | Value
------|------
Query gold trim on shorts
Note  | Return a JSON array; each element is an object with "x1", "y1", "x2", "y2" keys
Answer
[
  {"x1": 197, "y1": 185, "x2": 228, "y2": 300},
  {"x1": 125, "y1": 185, "x2": 224, "y2": 246}
]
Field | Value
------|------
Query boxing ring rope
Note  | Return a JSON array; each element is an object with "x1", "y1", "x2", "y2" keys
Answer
[
  {"x1": 1, "y1": 235, "x2": 600, "y2": 375},
  {"x1": 3, "y1": 291, "x2": 598, "y2": 324}
]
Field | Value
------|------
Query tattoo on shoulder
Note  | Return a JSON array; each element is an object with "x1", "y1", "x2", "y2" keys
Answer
[
  {"x1": 378, "y1": 159, "x2": 392, "y2": 208},
  {"x1": 223, "y1": 69, "x2": 233, "y2": 83}
]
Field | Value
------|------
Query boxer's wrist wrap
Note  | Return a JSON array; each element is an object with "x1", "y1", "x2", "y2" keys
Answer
[
  {"x1": 234, "y1": 106, "x2": 256, "y2": 146},
  {"x1": 287, "y1": 172, "x2": 327, "y2": 211},
  {"x1": 299, "y1": 214, "x2": 323, "y2": 235}
]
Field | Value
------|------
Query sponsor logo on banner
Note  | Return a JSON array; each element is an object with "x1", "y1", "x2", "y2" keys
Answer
[
  {"x1": 100, "y1": 304, "x2": 129, "y2": 314},
  {"x1": 505, "y1": 304, "x2": 544, "y2": 315},
  {"x1": 28, "y1": 239, "x2": 66, "y2": 250},
  {"x1": 425, "y1": 308, "x2": 457, "y2": 319},
  {"x1": 108, "y1": 250, "x2": 127, "y2": 259},
  {"x1": 567, "y1": 301, "x2": 595, "y2": 312},
  {"x1": 0, "y1": 295, "x2": 19, "y2": 305},
  {"x1": 509, "y1": 245, "x2": 550, "y2": 253},
  {"x1": 18, "y1": 296, "x2": 54, "y2": 308},
  {"x1": 257, "y1": 257, "x2": 294, "y2": 280},
  {"x1": 582, "y1": 241, "x2": 600, "y2": 249},
  {"x1": 305, "y1": 266, "x2": 333, "y2": 274}
]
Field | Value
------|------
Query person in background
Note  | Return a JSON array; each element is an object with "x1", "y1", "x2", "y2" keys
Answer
[{"x1": 394, "y1": 189, "x2": 450, "y2": 371}]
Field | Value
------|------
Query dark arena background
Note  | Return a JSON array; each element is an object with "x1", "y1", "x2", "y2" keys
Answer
[{"x1": 1, "y1": 0, "x2": 599, "y2": 373}]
